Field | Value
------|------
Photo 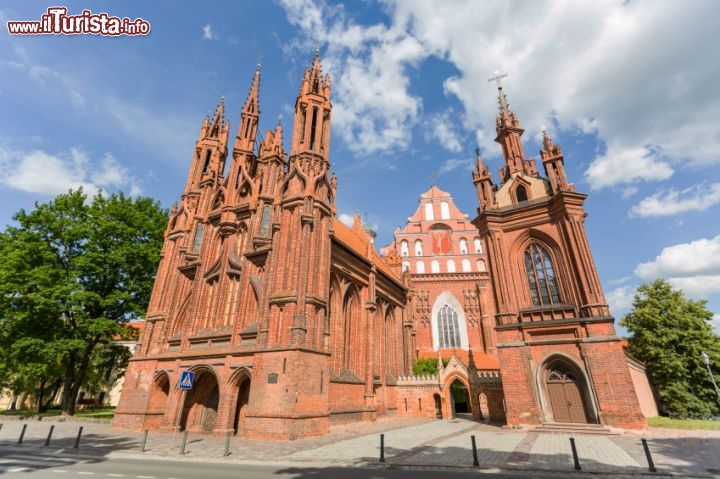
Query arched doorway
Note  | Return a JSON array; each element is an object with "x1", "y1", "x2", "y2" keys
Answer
[
  {"x1": 544, "y1": 360, "x2": 590, "y2": 424},
  {"x1": 146, "y1": 372, "x2": 170, "y2": 428},
  {"x1": 233, "y1": 374, "x2": 251, "y2": 435},
  {"x1": 450, "y1": 379, "x2": 469, "y2": 415},
  {"x1": 180, "y1": 369, "x2": 220, "y2": 432}
]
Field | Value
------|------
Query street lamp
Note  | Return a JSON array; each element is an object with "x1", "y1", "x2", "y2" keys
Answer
[{"x1": 700, "y1": 351, "x2": 720, "y2": 403}]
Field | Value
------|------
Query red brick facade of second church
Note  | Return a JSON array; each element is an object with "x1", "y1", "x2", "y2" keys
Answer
[{"x1": 113, "y1": 52, "x2": 646, "y2": 439}]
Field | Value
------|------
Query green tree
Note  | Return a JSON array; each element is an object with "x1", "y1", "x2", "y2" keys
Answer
[
  {"x1": 620, "y1": 279, "x2": 720, "y2": 417},
  {"x1": 0, "y1": 189, "x2": 166, "y2": 414}
]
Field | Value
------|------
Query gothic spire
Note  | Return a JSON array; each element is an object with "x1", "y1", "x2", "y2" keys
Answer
[
  {"x1": 208, "y1": 96, "x2": 226, "y2": 138},
  {"x1": 235, "y1": 64, "x2": 261, "y2": 153}
]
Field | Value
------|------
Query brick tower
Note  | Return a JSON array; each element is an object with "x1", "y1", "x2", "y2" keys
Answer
[{"x1": 471, "y1": 84, "x2": 646, "y2": 428}]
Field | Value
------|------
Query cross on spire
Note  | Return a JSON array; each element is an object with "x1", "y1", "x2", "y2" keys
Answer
[{"x1": 488, "y1": 71, "x2": 508, "y2": 87}]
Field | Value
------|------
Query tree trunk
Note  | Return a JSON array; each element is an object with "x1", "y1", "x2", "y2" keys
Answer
[
  {"x1": 60, "y1": 351, "x2": 78, "y2": 415},
  {"x1": 61, "y1": 340, "x2": 98, "y2": 415},
  {"x1": 37, "y1": 378, "x2": 46, "y2": 413}
]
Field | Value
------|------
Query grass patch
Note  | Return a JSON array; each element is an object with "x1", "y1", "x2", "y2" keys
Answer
[
  {"x1": 75, "y1": 408, "x2": 115, "y2": 419},
  {"x1": 648, "y1": 416, "x2": 720, "y2": 431},
  {"x1": 0, "y1": 409, "x2": 61, "y2": 418}
]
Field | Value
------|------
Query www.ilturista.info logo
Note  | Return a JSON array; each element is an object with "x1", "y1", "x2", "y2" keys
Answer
[{"x1": 7, "y1": 7, "x2": 150, "y2": 36}]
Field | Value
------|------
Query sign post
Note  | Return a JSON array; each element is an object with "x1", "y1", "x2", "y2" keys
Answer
[{"x1": 171, "y1": 371, "x2": 194, "y2": 448}]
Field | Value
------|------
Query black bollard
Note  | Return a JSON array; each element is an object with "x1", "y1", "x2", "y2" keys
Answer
[
  {"x1": 471, "y1": 435, "x2": 479, "y2": 467},
  {"x1": 569, "y1": 437, "x2": 582, "y2": 470},
  {"x1": 17, "y1": 424, "x2": 28, "y2": 445},
  {"x1": 380, "y1": 433, "x2": 385, "y2": 463},
  {"x1": 641, "y1": 438, "x2": 657, "y2": 472},
  {"x1": 140, "y1": 429, "x2": 149, "y2": 452},
  {"x1": 73, "y1": 426, "x2": 83, "y2": 449},
  {"x1": 223, "y1": 431, "x2": 231, "y2": 456},
  {"x1": 44, "y1": 425, "x2": 55, "y2": 446},
  {"x1": 179, "y1": 430, "x2": 188, "y2": 456},
  {"x1": 0, "y1": 423, "x2": 3, "y2": 432}
]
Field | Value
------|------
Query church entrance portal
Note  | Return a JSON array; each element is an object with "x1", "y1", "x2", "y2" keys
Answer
[
  {"x1": 180, "y1": 370, "x2": 220, "y2": 432},
  {"x1": 233, "y1": 375, "x2": 251, "y2": 434},
  {"x1": 450, "y1": 379, "x2": 469, "y2": 415},
  {"x1": 545, "y1": 361, "x2": 590, "y2": 424}
]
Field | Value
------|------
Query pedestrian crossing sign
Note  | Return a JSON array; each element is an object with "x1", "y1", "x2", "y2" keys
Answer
[{"x1": 179, "y1": 371, "x2": 195, "y2": 390}]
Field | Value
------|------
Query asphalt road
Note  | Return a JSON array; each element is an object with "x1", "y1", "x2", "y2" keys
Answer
[{"x1": 0, "y1": 449, "x2": 654, "y2": 479}]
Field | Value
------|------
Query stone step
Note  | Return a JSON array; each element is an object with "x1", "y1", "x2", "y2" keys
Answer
[{"x1": 533, "y1": 422, "x2": 621, "y2": 435}]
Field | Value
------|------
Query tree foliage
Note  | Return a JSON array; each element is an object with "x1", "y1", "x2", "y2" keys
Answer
[
  {"x1": 620, "y1": 279, "x2": 720, "y2": 417},
  {"x1": 0, "y1": 189, "x2": 166, "y2": 414}
]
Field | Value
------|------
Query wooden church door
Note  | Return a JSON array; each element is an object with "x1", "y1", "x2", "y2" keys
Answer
[{"x1": 547, "y1": 367, "x2": 589, "y2": 423}]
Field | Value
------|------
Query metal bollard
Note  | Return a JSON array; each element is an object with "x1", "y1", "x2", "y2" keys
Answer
[
  {"x1": 73, "y1": 426, "x2": 83, "y2": 449},
  {"x1": 45, "y1": 425, "x2": 55, "y2": 446},
  {"x1": 179, "y1": 430, "x2": 188, "y2": 455},
  {"x1": 380, "y1": 433, "x2": 385, "y2": 463},
  {"x1": 223, "y1": 431, "x2": 231, "y2": 456},
  {"x1": 0, "y1": 423, "x2": 3, "y2": 433},
  {"x1": 18, "y1": 424, "x2": 28, "y2": 445},
  {"x1": 140, "y1": 429, "x2": 149, "y2": 452},
  {"x1": 471, "y1": 435, "x2": 479, "y2": 467},
  {"x1": 641, "y1": 438, "x2": 657, "y2": 472},
  {"x1": 569, "y1": 437, "x2": 582, "y2": 470}
]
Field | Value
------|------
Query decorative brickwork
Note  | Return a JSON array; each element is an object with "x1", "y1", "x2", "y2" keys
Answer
[{"x1": 113, "y1": 55, "x2": 647, "y2": 439}]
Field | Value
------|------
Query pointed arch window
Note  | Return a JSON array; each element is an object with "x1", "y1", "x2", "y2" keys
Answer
[
  {"x1": 474, "y1": 238, "x2": 483, "y2": 254},
  {"x1": 414, "y1": 239, "x2": 423, "y2": 256},
  {"x1": 459, "y1": 238, "x2": 468, "y2": 255},
  {"x1": 436, "y1": 304, "x2": 461, "y2": 349},
  {"x1": 524, "y1": 243, "x2": 561, "y2": 306},
  {"x1": 516, "y1": 184, "x2": 528, "y2": 202},
  {"x1": 191, "y1": 224, "x2": 205, "y2": 254}
]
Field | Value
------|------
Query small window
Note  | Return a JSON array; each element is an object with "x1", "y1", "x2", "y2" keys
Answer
[
  {"x1": 431, "y1": 260, "x2": 440, "y2": 273},
  {"x1": 447, "y1": 260, "x2": 456, "y2": 273},
  {"x1": 259, "y1": 205, "x2": 271, "y2": 237},
  {"x1": 416, "y1": 261, "x2": 425, "y2": 274},
  {"x1": 400, "y1": 240, "x2": 409, "y2": 257},
  {"x1": 424, "y1": 203, "x2": 434, "y2": 221},
  {"x1": 202, "y1": 150, "x2": 212, "y2": 173},
  {"x1": 440, "y1": 201, "x2": 450, "y2": 220},
  {"x1": 477, "y1": 259, "x2": 486, "y2": 272},
  {"x1": 474, "y1": 238, "x2": 483, "y2": 254},
  {"x1": 402, "y1": 261, "x2": 410, "y2": 272},
  {"x1": 462, "y1": 259, "x2": 471, "y2": 272},
  {"x1": 516, "y1": 184, "x2": 528, "y2": 202},
  {"x1": 414, "y1": 239, "x2": 423, "y2": 256},
  {"x1": 459, "y1": 238, "x2": 468, "y2": 255}
]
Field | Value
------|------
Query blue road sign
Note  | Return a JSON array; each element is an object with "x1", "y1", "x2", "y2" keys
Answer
[{"x1": 179, "y1": 371, "x2": 195, "y2": 390}]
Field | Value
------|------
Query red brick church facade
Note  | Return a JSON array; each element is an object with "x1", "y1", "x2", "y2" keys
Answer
[{"x1": 113, "y1": 53, "x2": 646, "y2": 439}]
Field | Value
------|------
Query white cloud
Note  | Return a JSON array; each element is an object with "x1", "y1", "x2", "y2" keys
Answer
[
  {"x1": 202, "y1": 24, "x2": 217, "y2": 40},
  {"x1": 280, "y1": 0, "x2": 720, "y2": 186},
  {"x1": 425, "y1": 109, "x2": 463, "y2": 152},
  {"x1": 635, "y1": 234, "x2": 720, "y2": 299},
  {"x1": 605, "y1": 285, "x2": 636, "y2": 316},
  {"x1": 629, "y1": 183, "x2": 720, "y2": 218},
  {"x1": 584, "y1": 145, "x2": 673, "y2": 190},
  {"x1": 0, "y1": 147, "x2": 141, "y2": 198},
  {"x1": 711, "y1": 313, "x2": 720, "y2": 334},
  {"x1": 438, "y1": 158, "x2": 472, "y2": 174},
  {"x1": 338, "y1": 213, "x2": 354, "y2": 227}
]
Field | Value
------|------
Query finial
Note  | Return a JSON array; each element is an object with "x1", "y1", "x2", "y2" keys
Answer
[
  {"x1": 315, "y1": 47, "x2": 320, "y2": 57},
  {"x1": 256, "y1": 63, "x2": 261, "y2": 71},
  {"x1": 277, "y1": 113, "x2": 282, "y2": 125},
  {"x1": 475, "y1": 146, "x2": 481, "y2": 157}
]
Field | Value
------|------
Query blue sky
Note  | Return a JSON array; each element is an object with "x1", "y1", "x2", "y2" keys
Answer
[{"x1": 2, "y1": 1, "x2": 719, "y2": 334}]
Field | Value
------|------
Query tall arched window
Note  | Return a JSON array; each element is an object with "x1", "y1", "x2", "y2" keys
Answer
[
  {"x1": 440, "y1": 201, "x2": 450, "y2": 219},
  {"x1": 474, "y1": 238, "x2": 482, "y2": 254},
  {"x1": 431, "y1": 260, "x2": 440, "y2": 273},
  {"x1": 414, "y1": 239, "x2": 423, "y2": 256},
  {"x1": 400, "y1": 240, "x2": 409, "y2": 257},
  {"x1": 462, "y1": 259, "x2": 471, "y2": 272},
  {"x1": 524, "y1": 243, "x2": 561, "y2": 306},
  {"x1": 416, "y1": 261, "x2": 425, "y2": 274},
  {"x1": 477, "y1": 259, "x2": 486, "y2": 272},
  {"x1": 424, "y1": 203, "x2": 434, "y2": 220},
  {"x1": 447, "y1": 260, "x2": 456, "y2": 273},
  {"x1": 436, "y1": 304, "x2": 461, "y2": 348},
  {"x1": 459, "y1": 238, "x2": 468, "y2": 255}
]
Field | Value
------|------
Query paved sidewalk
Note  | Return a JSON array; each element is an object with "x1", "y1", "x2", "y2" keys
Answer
[{"x1": 1, "y1": 415, "x2": 719, "y2": 477}]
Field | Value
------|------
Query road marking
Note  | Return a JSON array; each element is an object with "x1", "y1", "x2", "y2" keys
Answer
[
  {"x1": 107, "y1": 475, "x2": 125, "y2": 477},
  {"x1": 78, "y1": 473, "x2": 95, "y2": 475},
  {"x1": 8, "y1": 467, "x2": 33, "y2": 472},
  {"x1": 136, "y1": 476, "x2": 155, "y2": 479},
  {"x1": 52, "y1": 471, "x2": 68, "y2": 473}
]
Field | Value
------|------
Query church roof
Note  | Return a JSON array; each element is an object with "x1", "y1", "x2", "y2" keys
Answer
[{"x1": 332, "y1": 218, "x2": 399, "y2": 282}]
